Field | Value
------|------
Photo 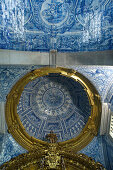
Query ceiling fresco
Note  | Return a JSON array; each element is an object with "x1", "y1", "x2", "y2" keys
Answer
[
  {"x1": 0, "y1": 0, "x2": 112, "y2": 51},
  {"x1": 17, "y1": 74, "x2": 91, "y2": 141}
]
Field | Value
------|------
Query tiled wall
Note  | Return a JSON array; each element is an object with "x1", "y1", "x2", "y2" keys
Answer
[
  {"x1": 102, "y1": 135, "x2": 113, "y2": 170},
  {"x1": 0, "y1": 0, "x2": 112, "y2": 52}
]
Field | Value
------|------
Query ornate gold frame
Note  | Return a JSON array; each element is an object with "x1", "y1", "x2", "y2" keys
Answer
[{"x1": 5, "y1": 67, "x2": 101, "y2": 152}]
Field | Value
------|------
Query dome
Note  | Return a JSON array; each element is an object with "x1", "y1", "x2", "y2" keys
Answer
[
  {"x1": 5, "y1": 67, "x2": 101, "y2": 152},
  {"x1": 17, "y1": 73, "x2": 91, "y2": 141}
]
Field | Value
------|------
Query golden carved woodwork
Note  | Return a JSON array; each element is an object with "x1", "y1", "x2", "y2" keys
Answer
[
  {"x1": 5, "y1": 67, "x2": 101, "y2": 153},
  {"x1": 0, "y1": 143, "x2": 105, "y2": 170}
]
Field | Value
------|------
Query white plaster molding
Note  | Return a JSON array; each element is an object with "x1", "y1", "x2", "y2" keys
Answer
[
  {"x1": 0, "y1": 102, "x2": 6, "y2": 134},
  {"x1": 100, "y1": 103, "x2": 110, "y2": 135},
  {"x1": 49, "y1": 50, "x2": 57, "y2": 67}
]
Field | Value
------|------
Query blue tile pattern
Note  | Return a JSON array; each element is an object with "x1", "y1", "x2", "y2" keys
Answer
[
  {"x1": 0, "y1": 65, "x2": 42, "y2": 101},
  {"x1": 102, "y1": 135, "x2": 113, "y2": 170},
  {"x1": 17, "y1": 74, "x2": 91, "y2": 141},
  {"x1": 104, "y1": 82, "x2": 113, "y2": 105},
  {"x1": 70, "y1": 66, "x2": 113, "y2": 102},
  {"x1": 79, "y1": 135, "x2": 105, "y2": 167},
  {"x1": 102, "y1": 77, "x2": 113, "y2": 169},
  {"x1": 1, "y1": 65, "x2": 113, "y2": 167},
  {"x1": 0, "y1": 0, "x2": 112, "y2": 51},
  {"x1": 0, "y1": 133, "x2": 26, "y2": 165},
  {"x1": 0, "y1": 133, "x2": 4, "y2": 153}
]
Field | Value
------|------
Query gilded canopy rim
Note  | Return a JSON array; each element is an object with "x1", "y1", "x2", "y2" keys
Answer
[{"x1": 5, "y1": 67, "x2": 101, "y2": 152}]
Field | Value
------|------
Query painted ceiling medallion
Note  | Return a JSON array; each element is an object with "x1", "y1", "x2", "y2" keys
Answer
[
  {"x1": 5, "y1": 67, "x2": 101, "y2": 152},
  {"x1": 17, "y1": 73, "x2": 91, "y2": 141},
  {"x1": 33, "y1": 0, "x2": 75, "y2": 33},
  {"x1": 40, "y1": 0, "x2": 68, "y2": 26},
  {"x1": 0, "y1": 0, "x2": 112, "y2": 51}
]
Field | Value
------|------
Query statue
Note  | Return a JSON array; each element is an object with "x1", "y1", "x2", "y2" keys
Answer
[
  {"x1": 45, "y1": 130, "x2": 58, "y2": 143},
  {"x1": 45, "y1": 131, "x2": 61, "y2": 169}
]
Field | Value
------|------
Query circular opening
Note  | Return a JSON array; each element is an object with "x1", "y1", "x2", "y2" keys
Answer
[
  {"x1": 5, "y1": 67, "x2": 101, "y2": 151},
  {"x1": 17, "y1": 73, "x2": 91, "y2": 141}
]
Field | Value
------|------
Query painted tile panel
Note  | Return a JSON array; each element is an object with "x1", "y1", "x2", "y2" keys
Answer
[{"x1": 0, "y1": 0, "x2": 112, "y2": 51}]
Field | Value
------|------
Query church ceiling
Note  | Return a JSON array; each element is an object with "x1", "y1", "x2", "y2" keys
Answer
[
  {"x1": 1, "y1": 65, "x2": 113, "y2": 166},
  {"x1": 5, "y1": 67, "x2": 101, "y2": 151},
  {"x1": 17, "y1": 73, "x2": 91, "y2": 141},
  {"x1": 0, "y1": 0, "x2": 112, "y2": 52}
]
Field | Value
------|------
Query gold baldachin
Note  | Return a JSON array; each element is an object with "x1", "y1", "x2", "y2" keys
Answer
[
  {"x1": 5, "y1": 67, "x2": 101, "y2": 152},
  {"x1": 0, "y1": 149, "x2": 105, "y2": 170}
]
